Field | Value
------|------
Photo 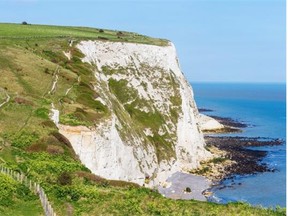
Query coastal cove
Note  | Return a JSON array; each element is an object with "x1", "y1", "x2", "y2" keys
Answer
[{"x1": 192, "y1": 82, "x2": 286, "y2": 208}]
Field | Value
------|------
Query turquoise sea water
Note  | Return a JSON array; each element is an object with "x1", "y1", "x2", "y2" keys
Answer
[{"x1": 192, "y1": 83, "x2": 286, "y2": 208}]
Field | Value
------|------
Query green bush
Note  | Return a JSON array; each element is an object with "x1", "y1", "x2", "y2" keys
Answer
[
  {"x1": 8, "y1": 131, "x2": 39, "y2": 148},
  {"x1": 0, "y1": 173, "x2": 18, "y2": 206},
  {"x1": 60, "y1": 113, "x2": 88, "y2": 126},
  {"x1": 76, "y1": 93, "x2": 107, "y2": 112},
  {"x1": 16, "y1": 184, "x2": 36, "y2": 201},
  {"x1": 34, "y1": 107, "x2": 49, "y2": 119}
]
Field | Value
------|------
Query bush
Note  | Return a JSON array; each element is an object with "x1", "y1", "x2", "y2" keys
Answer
[
  {"x1": 44, "y1": 68, "x2": 49, "y2": 74},
  {"x1": 47, "y1": 145, "x2": 64, "y2": 155},
  {"x1": 50, "y1": 132, "x2": 72, "y2": 148},
  {"x1": 117, "y1": 31, "x2": 124, "y2": 36},
  {"x1": 99, "y1": 29, "x2": 104, "y2": 33},
  {"x1": 98, "y1": 36, "x2": 108, "y2": 40},
  {"x1": 9, "y1": 131, "x2": 39, "y2": 148},
  {"x1": 41, "y1": 120, "x2": 57, "y2": 129},
  {"x1": 58, "y1": 172, "x2": 72, "y2": 186},
  {"x1": 59, "y1": 113, "x2": 87, "y2": 126},
  {"x1": 16, "y1": 184, "x2": 36, "y2": 201},
  {"x1": 34, "y1": 107, "x2": 49, "y2": 119},
  {"x1": 14, "y1": 97, "x2": 33, "y2": 105},
  {"x1": 0, "y1": 174, "x2": 18, "y2": 206},
  {"x1": 21, "y1": 21, "x2": 28, "y2": 25}
]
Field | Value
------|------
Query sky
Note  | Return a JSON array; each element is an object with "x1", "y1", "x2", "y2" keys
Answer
[{"x1": 0, "y1": 0, "x2": 285, "y2": 83}]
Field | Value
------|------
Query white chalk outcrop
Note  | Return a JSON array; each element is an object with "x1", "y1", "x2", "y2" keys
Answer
[
  {"x1": 50, "y1": 103, "x2": 59, "y2": 127},
  {"x1": 59, "y1": 115, "x2": 146, "y2": 183},
  {"x1": 198, "y1": 114, "x2": 225, "y2": 132},
  {"x1": 59, "y1": 40, "x2": 212, "y2": 187}
]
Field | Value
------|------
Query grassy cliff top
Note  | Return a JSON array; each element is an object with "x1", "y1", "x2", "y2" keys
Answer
[{"x1": 0, "y1": 23, "x2": 169, "y2": 46}]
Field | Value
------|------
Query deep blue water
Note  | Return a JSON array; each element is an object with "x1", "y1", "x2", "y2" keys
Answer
[{"x1": 192, "y1": 83, "x2": 286, "y2": 208}]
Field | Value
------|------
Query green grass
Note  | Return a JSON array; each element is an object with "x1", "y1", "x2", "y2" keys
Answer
[
  {"x1": 0, "y1": 23, "x2": 169, "y2": 46},
  {"x1": 0, "y1": 173, "x2": 43, "y2": 216},
  {"x1": 0, "y1": 199, "x2": 43, "y2": 216}
]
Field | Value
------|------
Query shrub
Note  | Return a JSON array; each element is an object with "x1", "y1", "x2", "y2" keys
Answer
[
  {"x1": 16, "y1": 184, "x2": 35, "y2": 201},
  {"x1": 27, "y1": 142, "x2": 46, "y2": 153},
  {"x1": 75, "y1": 171, "x2": 106, "y2": 183},
  {"x1": 59, "y1": 113, "x2": 87, "y2": 126},
  {"x1": 21, "y1": 21, "x2": 28, "y2": 25},
  {"x1": 99, "y1": 29, "x2": 104, "y2": 33},
  {"x1": 44, "y1": 68, "x2": 49, "y2": 74},
  {"x1": 58, "y1": 172, "x2": 72, "y2": 186},
  {"x1": 47, "y1": 145, "x2": 64, "y2": 154},
  {"x1": 50, "y1": 132, "x2": 72, "y2": 148},
  {"x1": 0, "y1": 174, "x2": 18, "y2": 206},
  {"x1": 9, "y1": 131, "x2": 39, "y2": 148},
  {"x1": 117, "y1": 31, "x2": 124, "y2": 36},
  {"x1": 34, "y1": 107, "x2": 49, "y2": 119},
  {"x1": 98, "y1": 36, "x2": 108, "y2": 40},
  {"x1": 41, "y1": 120, "x2": 57, "y2": 128},
  {"x1": 14, "y1": 97, "x2": 33, "y2": 105}
]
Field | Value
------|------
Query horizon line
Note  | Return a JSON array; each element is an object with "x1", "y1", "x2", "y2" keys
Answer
[{"x1": 189, "y1": 81, "x2": 286, "y2": 84}]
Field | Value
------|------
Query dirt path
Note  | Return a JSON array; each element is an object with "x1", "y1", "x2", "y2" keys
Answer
[
  {"x1": 0, "y1": 92, "x2": 10, "y2": 108},
  {"x1": 48, "y1": 66, "x2": 60, "y2": 95}
]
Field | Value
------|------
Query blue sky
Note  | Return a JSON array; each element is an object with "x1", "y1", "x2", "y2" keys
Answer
[{"x1": 0, "y1": 0, "x2": 285, "y2": 83}]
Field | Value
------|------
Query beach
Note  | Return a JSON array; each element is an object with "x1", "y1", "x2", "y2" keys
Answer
[{"x1": 158, "y1": 171, "x2": 211, "y2": 201}]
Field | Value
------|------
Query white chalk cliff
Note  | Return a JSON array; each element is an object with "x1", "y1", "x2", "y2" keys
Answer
[{"x1": 59, "y1": 40, "x2": 212, "y2": 187}]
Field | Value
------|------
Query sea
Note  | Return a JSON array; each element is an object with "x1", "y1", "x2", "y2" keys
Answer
[{"x1": 191, "y1": 82, "x2": 286, "y2": 208}]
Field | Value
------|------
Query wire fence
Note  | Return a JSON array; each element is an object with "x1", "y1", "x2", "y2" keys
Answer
[{"x1": 0, "y1": 165, "x2": 56, "y2": 216}]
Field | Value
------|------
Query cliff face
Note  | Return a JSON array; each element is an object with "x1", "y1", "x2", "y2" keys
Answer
[{"x1": 59, "y1": 40, "x2": 211, "y2": 186}]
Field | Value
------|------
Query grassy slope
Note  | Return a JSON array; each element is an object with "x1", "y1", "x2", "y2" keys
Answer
[
  {"x1": 0, "y1": 173, "x2": 43, "y2": 216},
  {"x1": 0, "y1": 23, "x2": 168, "y2": 46},
  {"x1": 0, "y1": 23, "x2": 285, "y2": 215}
]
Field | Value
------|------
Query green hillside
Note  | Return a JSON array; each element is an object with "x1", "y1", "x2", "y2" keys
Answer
[{"x1": 0, "y1": 23, "x2": 285, "y2": 215}]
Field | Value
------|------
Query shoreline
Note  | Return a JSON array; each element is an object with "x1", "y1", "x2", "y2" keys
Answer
[
  {"x1": 158, "y1": 113, "x2": 284, "y2": 202},
  {"x1": 197, "y1": 113, "x2": 283, "y2": 201},
  {"x1": 200, "y1": 136, "x2": 283, "y2": 181}
]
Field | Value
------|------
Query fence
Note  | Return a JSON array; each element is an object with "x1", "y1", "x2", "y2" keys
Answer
[{"x1": 0, "y1": 166, "x2": 56, "y2": 216}]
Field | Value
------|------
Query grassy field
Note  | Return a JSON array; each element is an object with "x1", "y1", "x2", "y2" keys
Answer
[
  {"x1": 0, "y1": 23, "x2": 168, "y2": 46},
  {"x1": 0, "y1": 22, "x2": 286, "y2": 215}
]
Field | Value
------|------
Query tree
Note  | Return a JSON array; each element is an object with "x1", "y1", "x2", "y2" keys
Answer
[{"x1": 21, "y1": 21, "x2": 28, "y2": 25}]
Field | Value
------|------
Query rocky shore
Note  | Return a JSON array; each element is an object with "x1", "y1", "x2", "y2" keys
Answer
[
  {"x1": 204, "y1": 136, "x2": 283, "y2": 179},
  {"x1": 159, "y1": 112, "x2": 283, "y2": 201},
  {"x1": 193, "y1": 112, "x2": 284, "y2": 200}
]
